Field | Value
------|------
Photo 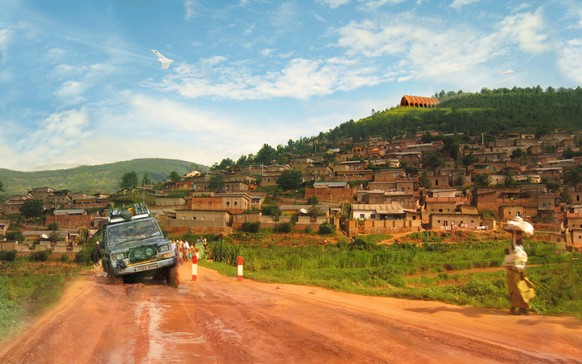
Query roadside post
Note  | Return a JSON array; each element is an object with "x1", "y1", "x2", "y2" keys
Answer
[
  {"x1": 237, "y1": 256, "x2": 243, "y2": 281},
  {"x1": 192, "y1": 254, "x2": 198, "y2": 281}
]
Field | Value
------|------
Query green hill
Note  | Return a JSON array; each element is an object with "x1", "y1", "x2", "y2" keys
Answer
[
  {"x1": 212, "y1": 86, "x2": 582, "y2": 169},
  {"x1": 0, "y1": 158, "x2": 207, "y2": 197}
]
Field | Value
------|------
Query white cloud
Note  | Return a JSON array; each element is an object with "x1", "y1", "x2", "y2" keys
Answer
[
  {"x1": 317, "y1": 0, "x2": 350, "y2": 9},
  {"x1": 558, "y1": 39, "x2": 582, "y2": 84},
  {"x1": 154, "y1": 55, "x2": 386, "y2": 101},
  {"x1": 450, "y1": 0, "x2": 478, "y2": 9},
  {"x1": 184, "y1": 0, "x2": 198, "y2": 21},
  {"x1": 498, "y1": 8, "x2": 552, "y2": 53},
  {"x1": 53, "y1": 80, "x2": 88, "y2": 105},
  {"x1": 0, "y1": 28, "x2": 11, "y2": 62},
  {"x1": 359, "y1": 0, "x2": 405, "y2": 11}
]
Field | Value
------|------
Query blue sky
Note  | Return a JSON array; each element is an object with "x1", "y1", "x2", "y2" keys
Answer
[{"x1": 1, "y1": 0, "x2": 580, "y2": 171}]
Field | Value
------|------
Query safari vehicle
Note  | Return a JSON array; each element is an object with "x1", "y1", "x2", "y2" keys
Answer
[{"x1": 96, "y1": 203, "x2": 179, "y2": 287}]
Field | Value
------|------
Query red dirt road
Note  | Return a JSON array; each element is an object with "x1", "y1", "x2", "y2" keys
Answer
[{"x1": 1, "y1": 263, "x2": 581, "y2": 364}]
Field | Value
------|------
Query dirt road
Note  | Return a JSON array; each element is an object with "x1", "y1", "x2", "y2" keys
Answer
[{"x1": 1, "y1": 263, "x2": 581, "y2": 364}]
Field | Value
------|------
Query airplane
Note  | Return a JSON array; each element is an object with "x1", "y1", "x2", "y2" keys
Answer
[{"x1": 150, "y1": 49, "x2": 174, "y2": 69}]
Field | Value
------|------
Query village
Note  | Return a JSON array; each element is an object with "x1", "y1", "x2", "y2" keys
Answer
[{"x1": 1, "y1": 119, "x2": 582, "y2": 257}]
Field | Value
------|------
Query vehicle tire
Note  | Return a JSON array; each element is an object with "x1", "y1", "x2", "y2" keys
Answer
[
  {"x1": 165, "y1": 265, "x2": 179, "y2": 288},
  {"x1": 104, "y1": 261, "x2": 123, "y2": 285}
]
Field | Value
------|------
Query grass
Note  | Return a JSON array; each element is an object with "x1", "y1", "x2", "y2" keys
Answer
[
  {"x1": 205, "y1": 239, "x2": 582, "y2": 319},
  {"x1": 0, "y1": 259, "x2": 81, "y2": 344}
]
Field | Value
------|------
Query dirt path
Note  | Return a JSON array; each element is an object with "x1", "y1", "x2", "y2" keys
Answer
[{"x1": 0, "y1": 263, "x2": 580, "y2": 363}]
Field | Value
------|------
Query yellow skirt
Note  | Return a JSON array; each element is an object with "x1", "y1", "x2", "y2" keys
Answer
[{"x1": 506, "y1": 269, "x2": 536, "y2": 309}]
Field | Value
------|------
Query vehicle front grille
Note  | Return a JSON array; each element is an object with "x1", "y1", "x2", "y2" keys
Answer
[{"x1": 129, "y1": 245, "x2": 157, "y2": 263}]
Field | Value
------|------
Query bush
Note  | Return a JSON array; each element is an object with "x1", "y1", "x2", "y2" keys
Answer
[
  {"x1": 29, "y1": 250, "x2": 51, "y2": 262},
  {"x1": 318, "y1": 222, "x2": 335, "y2": 235},
  {"x1": 273, "y1": 222, "x2": 293, "y2": 233},
  {"x1": 349, "y1": 237, "x2": 379, "y2": 251},
  {"x1": 75, "y1": 244, "x2": 93, "y2": 264},
  {"x1": 241, "y1": 222, "x2": 261, "y2": 233},
  {"x1": 0, "y1": 250, "x2": 17, "y2": 261}
]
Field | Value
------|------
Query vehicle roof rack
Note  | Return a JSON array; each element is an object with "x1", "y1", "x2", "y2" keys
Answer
[{"x1": 108, "y1": 202, "x2": 150, "y2": 223}]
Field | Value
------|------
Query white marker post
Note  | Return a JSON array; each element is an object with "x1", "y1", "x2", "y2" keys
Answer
[{"x1": 237, "y1": 256, "x2": 243, "y2": 281}]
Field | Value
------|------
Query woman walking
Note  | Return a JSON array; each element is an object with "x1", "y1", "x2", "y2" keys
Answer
[{"x1": 503, "y1": 216, "x2": 536, "y2": 315}]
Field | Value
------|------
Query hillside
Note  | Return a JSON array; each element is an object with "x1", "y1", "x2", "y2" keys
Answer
[
  {"x1": 0, "y1": 158, "x2": 207, "y2": 196},
  {"x1": 213, "y1": 87, "x2": 582, "y2": 168}
]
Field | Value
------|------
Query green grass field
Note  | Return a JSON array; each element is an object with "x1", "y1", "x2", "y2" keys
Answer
[{"x1": 205, "y1": 239, "x2": 582, "y2": 318}]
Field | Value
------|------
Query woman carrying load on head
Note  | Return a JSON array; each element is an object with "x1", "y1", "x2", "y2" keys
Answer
[{"x1": 503, "y1": 216, "x2": 536, "y2": 315}]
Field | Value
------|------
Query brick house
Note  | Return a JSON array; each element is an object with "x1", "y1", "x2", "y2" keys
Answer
[
  {"x1": 3, "y1": 194, "x2": 34, "y2": 214},
  {"x1": 429, "y1": 211, "x2": 482, "y2": 230}
]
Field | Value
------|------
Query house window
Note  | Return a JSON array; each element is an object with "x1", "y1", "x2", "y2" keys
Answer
[
  {"x1": 371, "y1": 214, "x2": 376, "y2": 219},
  {"x1": 226, "y1": 202, "x2": 230, "y2": 206},
  {"x1": 234, "y1": 201, "x2": 238, "y2": 206},
  {"x1": 439, "y1": 209, "x2": 443, "y2": 212},
  {"x1": 435, "y1": 180, "x2": 439, "y2": 186},
  {"x1": 359, "y1": 214, "x2": 365, "y2": 219}
]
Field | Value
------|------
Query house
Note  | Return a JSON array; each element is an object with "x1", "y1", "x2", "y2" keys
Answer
[
  {"x1": 3, "y1": 194, "x2": 33, "y2": 214},
  {"x1": 304, "y1": 182, "x2": 355, "y2": 203},
  {"x1": 0, "y1": 220, "x2": 10, "y2": 237},
  {"x1": 429, "y1": 211, "x2": 482, "y2": 230},
  {"x1": 45, "y1": 209, "x2": 93, "y2": 229},
  {"x1": 280, "y1": 204, "x2": 331, "y2": 220},
  {"x1": 168, "y1": 210, "x2": 232, "y2": 230},
  {"x1": 351, "y1": 203, "x2": 406, "y2": 220},
  {"x1": 306, "y1": 162, "x2": 333, "y2": 180},
  {"x1": 186, "y1": 192, "x2": 258, "y2": 214},
  {"x1": 565, "y1": 206, "x2": 582, "y2": 245},
  {"x1": 347, "y1": 203, "x2": 420, "y2": 236},
  {"x1": 355, "y1": 190, "x2": 418, "y2": 210}
]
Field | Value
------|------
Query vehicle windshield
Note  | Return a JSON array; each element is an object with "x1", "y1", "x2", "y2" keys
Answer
[{"x1": 106, "y1": 219, "x2": 162, "y2": 246}]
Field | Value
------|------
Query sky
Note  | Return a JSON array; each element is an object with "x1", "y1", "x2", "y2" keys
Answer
[{"x1": 0, "y1": 0, "x2": 581, "y2": 172}]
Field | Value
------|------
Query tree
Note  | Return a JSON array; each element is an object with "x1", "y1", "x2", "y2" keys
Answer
[
  {"x1": 277, "y1": 170, "x2": 302, "y2": 191},
  {"x1": 563, "y1": 168, "x2": 582, "y2": 184},
  {"x1": 0, "y1": 179, "x2": 3, "y2": 192},
  {"x1": 168, "y1": 171, "x2": 181, "y2": 182},
  {"x1": 142, "y1": 173, "x2": 152, "y2": 186},
  {"x1": 255, "y1": 144, "x2": 278, "y2": 165},
  {"x1": 419, "y1": 171, "x2": 432, "y2": 189},
  {"x1": 212, "y1": 158, "x2": 234, "y2": 171},
  {"x1": 21, "y1": 199, "x2": 44, "y2": 219},
  {"x1": 6, "y1": 231, "x2": 24, "y2": 243},
  {"x1": 422, "y1": 152, "x2": 444, "y2": 171},
  {"x1": 120, "y1": 171, "x2": 139, "y2": 190},
  {"x1": 473, "y1": 174, "x2": 490, "y2": 187},
  {"x1": 510, "y1": 148, "x2": 527, "y2": 164},
  {"x1": 208, "y1": 174, "x2": 225, "y2": 192}
]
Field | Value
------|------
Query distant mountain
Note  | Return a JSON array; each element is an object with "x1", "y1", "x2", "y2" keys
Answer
[{"x1": 0, "y1": 158, "x2": 208, "y2": 197}]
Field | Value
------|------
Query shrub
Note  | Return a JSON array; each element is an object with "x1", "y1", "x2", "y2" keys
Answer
[
  {"x1": 241, "y1": 222, "x2": 261, "y2": 233},
  {"x1": 29, "y1": 250, "x2": 51, "y2": 262},
  {"x1": 273, "y1": 222, "x2": 293, "y2": 233},
  {"x1": 349, "y1": 237, "x2": 379, "y2": 251},
  {"x1": 318, "y1": 222, "x2": 335, "y2": 235},
  {"x1": 75, "y1": 243, "x2": 93, "y2": 264},
  {"x1": 0, "y1": 250, "x2": 17, "y2": 261}
]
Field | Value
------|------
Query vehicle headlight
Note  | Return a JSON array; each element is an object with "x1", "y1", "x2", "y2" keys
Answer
[
  {"x1": 158, "y1": 244, "x2": 170, "y2": 252},
  {"x1": 114, "y1": 253, "x2": 125, "y2": 261}
]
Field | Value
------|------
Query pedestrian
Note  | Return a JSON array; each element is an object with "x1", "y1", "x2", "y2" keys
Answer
[
  {"x1": 91, "y1": 241, "x2": 103, "y2": 268},
  {"x1": 503, "y1": 217, "x2": 536, "y2": 315},
  {"x1": 183, "y1": 240, "x2": 190, "y2": 261}
]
